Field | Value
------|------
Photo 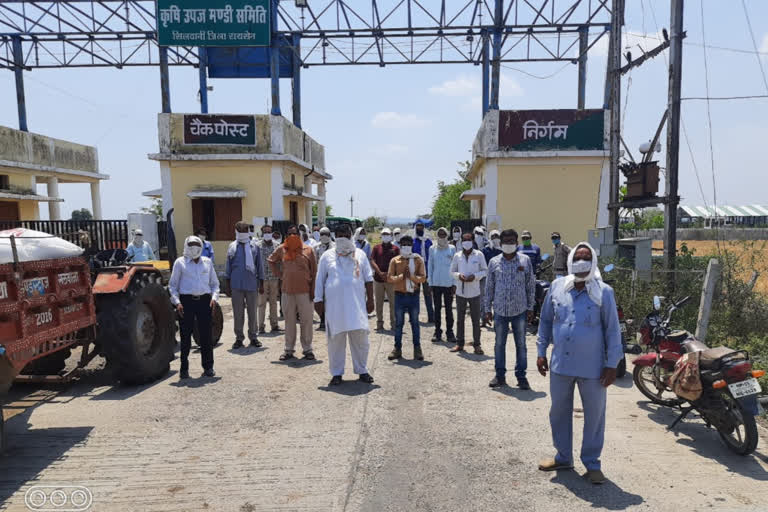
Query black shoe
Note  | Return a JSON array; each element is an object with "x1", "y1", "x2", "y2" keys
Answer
[
  {"x1": 250, "y1": 339, "x2": 263, "y2": 348},
  {"x1": 388, "y1": 349, "x2": 402, "y2": 360},
  {"x1": 271, "y1": 326, "x2": 282, "y2": 333},
  {"x1": 179, "y1": 370, "x2": 190, "y2": 380},
  {"x1": 446, "y1": 332, "x2": 457, "y2": 343},
  {"x1": 330, "y1": 375, "x2": 343, "y2": 386},
  {"x1": 489, "y1": 376, "x2": 506, "y2": 388},
  {"x1": 431, "y1": 333, "x2": 442, "y2": 343},
  {"x1": 303, "y1": 351, "x2": 316, "y2": 360},
  {"x1": 318, "y1": 323, "x2": 326, "y2": 331},
  {"x1": 258, "y1": 327, "x2": 266, "y2": 335},
  {"x1": 232, "y1": 340, "x2": 244, "y2": 349},
  {"x1": 359, "y1": 373, "x2": 374, "y2": 384},
  {"x1": 203, "y1": 369, "x2": 216, "y2": 378},
  {"x1": 518, "y1": 379, "x2": 531, "y2": 390},
  {"x1": 414, "y1": 347, "x2": 424, "y2": 361}
]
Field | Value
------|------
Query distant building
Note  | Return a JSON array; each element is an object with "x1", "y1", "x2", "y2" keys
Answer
[
  {"x1": 147, "y1": 114, "x2": 330, "y2": 261},
  {"x1": 0, "y1": 126, "x2": 108, "y2": 221},
  {"x1": 678, "y1": 205, "x2": 768, "y2": 227}
]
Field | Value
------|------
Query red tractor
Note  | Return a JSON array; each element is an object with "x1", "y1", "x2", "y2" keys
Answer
[{"x1": 0, "y1": 247, "x2": 176, "y2": 453}]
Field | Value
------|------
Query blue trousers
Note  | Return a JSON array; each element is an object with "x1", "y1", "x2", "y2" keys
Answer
[
  {"x1": 493, "y1": 312, "x2": 528, "y2": 380},
  {"x1": 394, "y1": 292, "x2": 420, "y2": 349},
  {"x1": 549, "y1": 372, "x2": 607, "y2": 471}
]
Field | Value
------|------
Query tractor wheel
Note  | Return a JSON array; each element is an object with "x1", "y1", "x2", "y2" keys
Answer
[
  {"x1": 96, "y1": 279, "x2": 175, "y2": 385},
  {"x1": 193, "y1": 301, "x2": 223, "y2": 347},
  {"x1": 20, "y1": 348, "x2": 72, "y2": 376}
]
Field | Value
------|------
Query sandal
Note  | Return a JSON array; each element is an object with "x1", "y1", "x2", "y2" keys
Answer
[{"x1": 279, "y1": 352, "x2": 295, "y2": 361}]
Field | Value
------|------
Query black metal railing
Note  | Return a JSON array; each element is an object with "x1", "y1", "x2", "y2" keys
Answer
[{"x1": 0, "y1": 219, "x2": 128, "y2": 250}]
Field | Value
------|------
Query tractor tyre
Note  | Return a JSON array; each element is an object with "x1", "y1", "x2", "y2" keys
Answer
[
  {"x1": 193, "y1": 301, "x2": 223, "y2": 347},
  {"x1": 20, "y1": 348, "x2": 72, "y2": 376},
  {"x1": 96, "y1": 279, "x2": 175, "y2": 385}
]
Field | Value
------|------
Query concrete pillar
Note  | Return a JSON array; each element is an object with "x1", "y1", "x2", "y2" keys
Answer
[
  {"x1": 318, "y1": 181, "x2": 327, "y2": 226},
  {"x1": 47, "y1": 176, "x2": 61, "y2": 220},
  {"x1": 304, "y1": 176, "x2": 312, "y2": 225},
  {"x1": 90, "y1": 181, "x2": 103, "y2": 220}
]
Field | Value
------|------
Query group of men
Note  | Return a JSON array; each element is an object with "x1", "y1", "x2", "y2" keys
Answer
[{"x1": 167, "y1": 220, "x2": 622, "y2": 484}]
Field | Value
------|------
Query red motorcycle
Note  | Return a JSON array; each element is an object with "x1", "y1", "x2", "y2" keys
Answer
[{"x1": 632, "y1": 296, "x2": 764, "y2": 455}]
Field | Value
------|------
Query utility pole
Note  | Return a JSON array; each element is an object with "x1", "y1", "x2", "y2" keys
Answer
[
  {"x1": 607, "y1": 0, "x2": 623, "y2": 241},
  {"x1": 577, "y1": 26, "x2": 588, "y2": 109},
  {"x1": 664, "y1": 0, "x2": 684, "y2": 276},
  {"x1": 349, "y1": 196, "x2": 354, "y2": 217}
]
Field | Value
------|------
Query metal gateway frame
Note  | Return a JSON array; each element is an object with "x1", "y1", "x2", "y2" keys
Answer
[{"x1": 1, "y1": 0, "x2": 612, "y2": 128}]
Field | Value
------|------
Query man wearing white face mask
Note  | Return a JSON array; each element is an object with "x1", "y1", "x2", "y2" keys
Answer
[
  {"x1": 387, "y1": 235, "x2": 427, "y2": 361},
  {"x1": 451, "y1": 226, "x2": 463, "y2": 252},
  {"x1": 226, "y1": 221, "x2": 263, "y2": 349},
  {"x1": 313, "y1": 226, "x2": 335, "y2": 330},
  {"x1": 354, "y1": 227, "x2": 371, "y2": 260},
  {"x1": 300, "y1": 224, "x2": 317, "y2": 248},
  {"x1": 536, "y1": 242, "x2": 623, "y2": 485},
  {"x1": 449, "y1": 232, "x2": 488, "y2": 354},
  {"x1": 126, "y1": 228, "x2": 155, "y2": 263},
  {"x1": 370, "y1": 228, "x2": 399, "y2": 331},
  {"x1": 428, "y1": 227, "x2": 456, "y2": 343},
  {"x1": 257, "y1": 224, "x2": 281, "y2": 333},
  {"x1": 484, "y1": 229, "x2": 535, "y2": 390},
  {"x1": 169, "y1": 235, "x2": 220, "y2": 379},
  {"x1": 393, "y1": 227, "x2": 402, "y2": 248}
]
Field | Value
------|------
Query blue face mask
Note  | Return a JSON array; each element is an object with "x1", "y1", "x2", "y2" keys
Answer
[{"x1": 552, "y1": 238, "x2": 561, "y2": 246}]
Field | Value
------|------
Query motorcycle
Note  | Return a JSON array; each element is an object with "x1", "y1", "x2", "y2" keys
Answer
[
  {"x1": 632, "y1": 296, "x2": 764, "y2": 455},
  {"x1": 531, "y1": 254, "x2": 552, "y2": 326}
]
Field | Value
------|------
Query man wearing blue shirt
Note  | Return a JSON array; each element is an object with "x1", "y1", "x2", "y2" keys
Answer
[
  {"x1": 536, "y1": 242, "x2": 623, "y2": 485},
  {"x1": 484, "y1": 229, "x2": 535, "y2": 389},
  {"x1": 519, "y1": 230, "x2": 542, "y2": 273},
  {"x1": 412, "y1": 222, "x2": 434, "y2": 323},
  {"x1": 126, "y1": 229, "x2": 155, "y2": 262},
  {"x1": 226, "y1": 222, "x2": 264, "y2": 350},
  {"x1": 196, "y1": 227, "x2": 215, "y2": 262},
  {"x1": 428, "y1": 227, "x2": 456, "y2": 343}
]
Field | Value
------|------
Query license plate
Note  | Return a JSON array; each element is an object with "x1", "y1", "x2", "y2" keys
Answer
[
  {"x1": 620, "y1": 323, "x2": 627, "y2": 333},
  {"x1": 728, "y1": 378, "x2": 761, "y2": 398}
]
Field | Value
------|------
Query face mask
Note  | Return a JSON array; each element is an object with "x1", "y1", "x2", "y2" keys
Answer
[
  {"x1": 274, "y1": 237, "x2": 282, "y2": 244},
  {"x1": 491, "y1": 239, "x2": 501, "y2": 249},
  {"x1": 188, "y1": 246, "x2": 202, "y2": 259},
  {"x1": 523, "y1": 240, "x2": 532, "y2": 247},
  {"x1": 462, "y1": 241, "x2": 473, "y2": 251},
  {"x1": 320, "y1": 235, "x2": 331, "y2": 244},
  {"x1": 313, "y1": 231, "x2": 320, "y2": 241},
  {"x1": 437, "y1": 238, "x2": 448, "y2": 248},
  {"x1": 571, "y1": 259, "x2": 592, "y2": 274},
  {"x1": 134, "y1": 236, "x2": 143, "y2": 244},
  {"x1": 501, "y1": 244, "x2": 517, "y2": 254},
  {"x1": 382, "y1": 235, "x2": 393, "y2": 243},
  {"x1": 263, "y1": 233, "x2": 273, "y2": 241},
  {"x1": 236, "y1": 231, "x2": 250, "y2": 243},
  {"x1": 394, "y1": 234, "x2": 401, "y2": 242},
  {"x1": 416, "y1": 229, "x2": 424, "y2": 237},
  {"x1": 198, "y1": 235, "x2": 205, "y2": 242},
  {"x1": 552, "y1": 238, "x2": 561, "y2": 246},
  {"x1": 400, "y1": 246, "x2": 412, "y2": 257},
  {"x1": 336, "y1": 237, "x2": 355, "y2": 255},
  {"x1": 453, "y1": 232, "x2": 460, "y2": 241},
  {"x1": 357, "y1": 234, "x2": 366, "y2": 242},
  {"x1": 474, "y1": 235, "x2": 484, "y2": 246}
]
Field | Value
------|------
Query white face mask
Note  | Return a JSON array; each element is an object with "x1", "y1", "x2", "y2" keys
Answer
[
  {"x1": 312, "y1": 231, "x2": 321, "y2": 241},
  {"x1": 400, "y1": 246, "x2": 413, "y2": 257},
  {"x1": 491, "y1": 239, "x2": 501, "y2": 249},
  {"x1": 263, "y1": 233, "x2": 273, "y2": 241},
  {"x1": 382, "y1": 235, "x2": 393, "y2": 243},
  {"x1": 394, "y1": 233, "x2": 401, "y2": 242},
  {"x1": 188, "y1": 246, "x2": 202, "y2": 259},
  {"x1": 571, "y1": 259, "x2": 592, "y2": 275},
  {"x1": 320, "y1": 235, "x2": 331, "y2": 244},
  {"x1": 236, "y1": 231, "x2": 250, "y2": 243},
  {"x1": 474, "y1": 234, "x2": 484, "y2": 246},
  {"x1": 357, "y1": 234, "x2": 366, "y2": 242},
  {"x1": 273, "y1": 237, "x2": 281, "y2": 244},
  {"x1": 133, "y1": 235, "x2": 143, "y2": 245},
  {"x1": 453, "y1": 232, "x2": 461, "y2": 241},
  {"x1": 501, "y1": 244, "x2": 517, "y2": 254},
  {"x1": 462, "y1": 241, "x2": 473, "y2": 251},
  {"x1": 437, "y1": 237, "x2": 448, "y2": 248},
  {"x1": 335, "y1": 237, "x2": 355, "y2": 254},
  {"x1": 198, "y1": 235, "x2": 205, "y2": 242}
]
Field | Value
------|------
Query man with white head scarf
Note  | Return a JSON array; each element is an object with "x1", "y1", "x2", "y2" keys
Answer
[
  {"x1": 126, "y1": 228, "x2": 155, "y2": 263},
  {"x1": 536, "y1": 242, "x2": 623, "y2": 485},
  {"x1": 300, "y1": 223, "x2": 317, "y2": 248},
  {"x1": 226, "y1": 221, "x2": 263, "y2": 350},
  {"x1": 313, "y1": 226, "x2": 335, "y2": 331},
  {"x1": 314, "y1": 223, "x2": 375, "y2": 385},
  {"x1": 354, "y1": 227, "x2": 372, "y2": 260},
  {"x1": 392, "y1": 227, "x2": 402, "y2": 248},
  {"x1": 169, "y1": 235, "x2": 220, "y2": 379}
]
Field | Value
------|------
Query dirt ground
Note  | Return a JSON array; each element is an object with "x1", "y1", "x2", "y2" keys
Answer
[{"x1": 1, "y1": 297, "x2": 767, "y2": 512}]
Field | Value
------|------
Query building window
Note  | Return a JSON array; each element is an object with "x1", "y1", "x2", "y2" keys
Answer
[
  {"x1": 289, "y1": 201, "x2": 298, "y2": 225},
  {"x1": 0, "y1": 175, "x2": 8, "y2": 190},
  {"x1": 191, "y1": 198, "x2": 242, "y2": 241}
]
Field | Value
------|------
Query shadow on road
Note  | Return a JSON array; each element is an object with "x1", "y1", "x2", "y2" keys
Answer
[
  {"x1": 612, "y1": 375, "x2": 634, "y2": 389},
  {"x1": 392, "y1": 359, "x2": 434, "y2": 369},
  {"x1": 550, "y1": 470, "x2": 645, "y2": 510},
  {"x1": 269, "y1": 359, "x2": 323, "y2": 368},
  {"x1": 638, "y1": 400, "x2": 768, "y2": 480},
  {"x1": 318, "y1": 382, "x2": 381, "y2": 396},
  {"x1": 169, "y1": 376, "x2": 222, "y2": 388},
  {"x1": 491, "y1": 386, "x2": 547, "y2": 401},
  {"x1": 456, "y1": 351, "x2": 494, "y2": 362},
  {"x1": 227, "y1": 346, "x2": 268, "y2": 355}
]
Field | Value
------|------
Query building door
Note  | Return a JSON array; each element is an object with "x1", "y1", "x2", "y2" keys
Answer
[
  {"x1": 289, "y1": 201, "x2": 298, "y2": 225},
  {"x1": 0, "y1": 201, "x2": 20, "y2": 221}
]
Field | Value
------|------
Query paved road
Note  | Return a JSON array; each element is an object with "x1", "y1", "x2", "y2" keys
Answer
[{"x1": 1, "y1": 297, "x2": 766, "y2": 511}]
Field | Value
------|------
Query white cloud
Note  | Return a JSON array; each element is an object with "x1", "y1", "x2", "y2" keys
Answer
[
  {"x1": 428, "y1": 75, "x2": 476, "y2": 97},
  {"x1": 429, "y1": 73, "x2": 523, "y2": 112},
  {"x1": 370, "y1": 111, "x2": 430, "y2": 128}
]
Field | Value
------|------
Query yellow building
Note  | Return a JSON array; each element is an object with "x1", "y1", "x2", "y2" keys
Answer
[
  {"x1": 148, "y1": 113, "x2": 331, "y2": 260},
  {"x1": 463, "y1": 109, "x2": 610, "y2": 246},
  {"x1": 0, "y1": 126, "x2": 107, "y2": 221}
]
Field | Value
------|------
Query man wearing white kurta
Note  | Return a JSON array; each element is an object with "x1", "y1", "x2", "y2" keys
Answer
[{"x1": 314, "y1": 224, "x2": 376, "y2": 386}]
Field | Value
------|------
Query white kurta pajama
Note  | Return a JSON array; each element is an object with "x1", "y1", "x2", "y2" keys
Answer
[{"x1": 314, "y1": 247, "x2": 374, "y2": 377}]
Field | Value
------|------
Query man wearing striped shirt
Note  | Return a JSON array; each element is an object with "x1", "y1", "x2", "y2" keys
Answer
[{"x1": 484, "y1": 229, "x2": 535, "y2": 390}]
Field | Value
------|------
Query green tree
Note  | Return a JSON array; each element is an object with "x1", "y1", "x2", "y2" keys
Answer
[
  {"x1": 363, "y1": 216, "x2": 385, "y2": 232},
  {"x1": 430, "y1": 161, "x2": 471, "y2": 229},
  {"x1": 312, "y1": 203, "x2": 333, "y2": 218},
  {"x1": 70, "y1": 208, "x2": 93, "y2": 221},
  {"x1": 141, "y1": 198, "x2": 163, "y2": 219}
]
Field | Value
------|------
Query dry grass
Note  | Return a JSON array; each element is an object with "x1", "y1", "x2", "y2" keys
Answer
[{"x1": 651, "y1": 240, "x2": 768, "y2": 294}]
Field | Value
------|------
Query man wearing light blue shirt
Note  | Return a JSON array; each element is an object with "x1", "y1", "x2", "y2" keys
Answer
[
  {"x1": 226, "y1": 222, "x2": 263, "y2": 350},
  {"x1": 536, "y1": 242, "x2": 623, "y2": 485},
  {"x1": 196, "y1": 227, "x2": 214, "y2": 262},
  {"x1": 126, "y1": 229, "x2": 155, "y2": 263},
  {"x1": 428, "y1": 227, "x2": 456, "y2": 343}
]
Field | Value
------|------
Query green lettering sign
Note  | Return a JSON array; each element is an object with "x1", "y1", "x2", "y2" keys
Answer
[{"x1": 156, "y1": 0, "x2": 271, "y2": 47}]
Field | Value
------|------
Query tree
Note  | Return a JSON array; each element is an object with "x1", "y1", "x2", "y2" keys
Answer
[
  {"x1": 363, "y1": 216, "x2": 385, "y2": 232},
  {"x1": 430, "y1": 161, "x2": 472, "y2": 229},
  {"x1": 141, "y1": 198, "x2": 163, "y2": 219},
  {"x1": 312, "y1": 203, "x2": 333, "y2": 219},
  {"x1": 70, "y1": 208, "x2": 93, "y2": 221}
]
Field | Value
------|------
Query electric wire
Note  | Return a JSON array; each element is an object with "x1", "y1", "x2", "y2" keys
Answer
[
  {"x1": 739, "y1": 0, "x2": 768, "y2": 95},
  {"x1": 699, "y1": 0, "x2": 720, "y2": 244}
]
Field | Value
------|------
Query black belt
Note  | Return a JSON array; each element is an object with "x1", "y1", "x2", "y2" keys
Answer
[
  {"x1": 181, "y1": 293, "x2": 211, "y2": 300},
  {"x1": 396, "y1": 291, "x2": 419, "y2": 297}
]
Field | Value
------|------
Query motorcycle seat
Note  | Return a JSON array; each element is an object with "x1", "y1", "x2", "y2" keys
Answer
[
  {"x1": 682, "y1": 338, "x2": 709, "y2": 353},
  {"x1": 666, "y1": 330, "x2": 690, "y2": 343},
  {"x1": 699, "y1": 346, "x2": 739, "y2": 369}
]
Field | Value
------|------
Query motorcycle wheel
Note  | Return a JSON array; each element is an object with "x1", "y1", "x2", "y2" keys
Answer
[
  {"x1": 717, "y1": 394, "x2": 759, "y2": 455},
  {"x1": 616, "y1": 357, "x2": 627, "y2": 378},
  {"x1": 632, "y1": 364, "x2": 685, "y2": 407}
]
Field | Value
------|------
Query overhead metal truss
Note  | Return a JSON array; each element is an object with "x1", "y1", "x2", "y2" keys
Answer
[{"x1": 0, "y1": 0, "x2": 611, "y2": 69}]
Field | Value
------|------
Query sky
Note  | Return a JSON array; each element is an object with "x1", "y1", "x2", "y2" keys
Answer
[{"x1": 1, "y1": 0, "x2": 767, "y2": 222}]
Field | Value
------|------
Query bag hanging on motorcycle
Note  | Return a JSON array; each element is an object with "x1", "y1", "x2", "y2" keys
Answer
[{"x1": 670, "y1": 351, "x2": 703, "y2": 401}]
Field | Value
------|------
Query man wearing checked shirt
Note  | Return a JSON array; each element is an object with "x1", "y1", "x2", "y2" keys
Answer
[{"x1": 483, "y1": 229, "x2": 535, "y2": 390}]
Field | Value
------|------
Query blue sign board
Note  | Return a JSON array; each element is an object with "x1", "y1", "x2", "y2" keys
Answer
[{"x1": 207, "y1": 37, "x2": 294, "y2": 79}]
